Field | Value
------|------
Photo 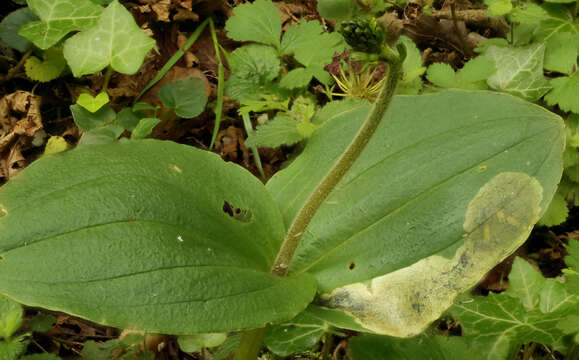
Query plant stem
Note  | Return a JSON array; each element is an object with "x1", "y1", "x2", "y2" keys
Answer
[
  {"x1": 209, "y1": 19, "x2": 226, "y2": 150},
  {"x1": 0, "y1": 49, "x2": 32, "y2": 84},
  {"x1": 234, "y1": 327, "x2": 267, "y2": 360},
  {"x1": 450, "y1": 0, "x2": 471, "y2": 56},
  {"x1": 241, "y1": 113, "x2": 266, "y2": 180},
  {"x1": 271, "y1": 44, "x2": 405, "y2": 276},
  {"x1": 102, "y1": 66, "x2": 113, "y2": 92},
  {"x1": 134, "y1": 17, "x2": 210, "y2": 103}
]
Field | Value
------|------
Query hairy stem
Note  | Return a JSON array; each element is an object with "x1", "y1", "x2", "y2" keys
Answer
[{"x1": 271, "y1": 44, "x2": 405, "y2": 276}]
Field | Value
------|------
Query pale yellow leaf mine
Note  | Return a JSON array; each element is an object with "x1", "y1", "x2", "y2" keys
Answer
[{"x1": 320, "y1": 172, "x2": 543, "y2": 337}]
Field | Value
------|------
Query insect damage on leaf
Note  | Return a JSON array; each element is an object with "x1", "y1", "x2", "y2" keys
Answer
[
  {"x1": 320, "y1": 172, "x2": 543, "y2": 337},
  {"x1": 222, "y1": 201, "x2": 253, "y2": 223}
]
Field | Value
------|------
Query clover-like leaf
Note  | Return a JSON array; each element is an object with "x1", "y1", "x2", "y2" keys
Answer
[
  {"x1": 77, "y1": 92, "x2": 110, "y2": 113},
  {"x1": 159, "y1": 78, "x2": 207, "y2": 118},
  {"x1": 482, "y1": 43, "x2": 551, "y2": 101},
  {"x1": 19, "y1": 0, "x2": 103, "y2": 50},
  {"x1": 63, "y1": 0, "x2": 155, "y2": 77},
  {"x1": 24, "y1": 47, "x2": 66, "y2": 82}
]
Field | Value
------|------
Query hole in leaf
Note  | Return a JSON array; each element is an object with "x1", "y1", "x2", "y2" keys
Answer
[
  {"x1": 349, "y1": 262, "x2": 356, "y2": 270},
  {"x1": 222, "y1": 201, "x2": 252, "y2": 223}
]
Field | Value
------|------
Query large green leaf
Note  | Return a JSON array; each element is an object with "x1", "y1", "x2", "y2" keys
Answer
[
  {"x1": 0, "y1": 140, "x2": 316, "y2": 334},
  {"x1": 63, "y1": 0, "x2": 155, "y2": 77},
  {"x1": 267, "y1": 91, "x2": 564, "y2": 336},
  {"x1": 19, "y1": 0, "x2": 103, "y2": 50}
]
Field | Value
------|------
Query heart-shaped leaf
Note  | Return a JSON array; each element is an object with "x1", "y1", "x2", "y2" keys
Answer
[
  {"x1": 77, "y1": 92, "x2": 110, "y2": 113},
  {"x1": 63, "y1": 0, "x2": 155, "y2": 77},
  {"x1": 267, "y1": 90, "x2": 564, "y2": 336},
  {"x1": 0, "y1": 141, "x2": 316, "y2": 334},
  {"x1": 19, "y1": 0, "x2": 103, "y2": 50},
  {"x1": 159, "y1": 78, "x2": 207, "y2": 118},
  {"x1": 0, "y1": 8, "x2": 38, "y2": 53}
]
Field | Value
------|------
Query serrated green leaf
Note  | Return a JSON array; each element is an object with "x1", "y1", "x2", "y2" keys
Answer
[
  {"x1": 19, "y1": 0, "x2": 103, "y2": 50},
  {"x1": 565, "y1": 239, "x2": 579, "y2": 270},
  {"x1": 63, "y1": 0, "x2": 155, "y2": 77},
  {"x1": 539, "y1": 192, "x2": 569, "y2": 226},
  {"x1": 178, "y1": 333, "x2": 226, "y2": 353},
  {"x1": 281, "y1": 20, "x2": 345, "y2": 67},
  {"x1": 0, "y1": 141, "x2": 317, "y2": 334},
  {"x1": 559, "y1": 176, "x2": 579, "y2": 206},
  {"x1": 451, "y1": 257, "x2": 577, "y2": 359},
  {"x1": 0, "y1": 295, "x2": 22, "y2": 340},
  {"x1": 0, "y1": 339, "x2": 25, "y2": 360},
  {"x1": 398, "y1": 36, "x2": 425, "y2": 94},
  {"x1": 544, "y1": 75, "x2": 579, "y2": 113},
  {"x1": 245, "y1": 115, "x2": 303, "y2": 148},
  {"x1": 280, "y1": 68, "x2": 314, "y2": 89},
  {"x1": 159, "y1": 78, "x2": 207, "y2": 118},
  {"x1": 224, "y1": 0, "x2": 281, "y2": 49},
  {"x1": 0, "y1": 8, "x2": 38, "y2": 53},
  {"x1": 225, "y1": 44, "x2": 281, "y2": 102},
  {"x1": 543, "y1": 32, "x2": 579, "y2": 75},
  {"x1": 81, "y1": 339, "x2": 120, "y2": 360},
  {"x1": 70, "y1": 104, "x2": 116, "y2": 132},
  {"x1": 507, "y1": 257, "x2": 546, "y2": 309},
  {"x1": 426, "y1": 63, "x2": 456, "y2": 88},
  {"x1": 509, "y1": 3, "x2": 548, "y2": 24},
  {"x1": 484, "y1": 0, "x2": 512, "y2": 16},
  {"x1": 482, "y1": 44, "x2": 551, "y2": 101},
  {"x1": 130, "y1": 117, "x2": 160, "y2": 139},
  {"x1": 348, "y1": 333, "x2": 471, "y2": 360},
  {"x1": 24, "y1": 47, "x2": 66, "y2": 82},
  {"x1": 457, "y1": 56, "x2": 496, "y2": 83},
  {"x1": 77, "y1": 92, "x2": 110, "y2": 113}
]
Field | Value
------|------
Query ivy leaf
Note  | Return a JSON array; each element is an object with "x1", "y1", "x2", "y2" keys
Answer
[
  {"x1": 19, "y1": 0, "x2": 103, "y2": 50},
  {"x1": 348, "y1": 333, "x2": 471, "y2": 360},
  {"x1": 484, "y1": 0, "x2": 512, "y2": 16},
  {"x1": 225, "y1": 44, "x2": 281, "y2": 102},
  {"x1": 77, "y1": 92, "x2": 110, "y2": 113},
  {"x1": 0, "y1": 8, "x2": 38, "y2": 53},
  {"x1": 24, "y1": 47, "x2": 66, "y2": 82},
  {"x1": 538, "y1": 192, "x2": 569, "y2": 226},
  {"x1": 281, "y1": 20, "x2": 345, "y2": 67},
  {"x1": 450, "y1": 257, "x2": 578, "y2": 359},
  {"x1": 482, "y1": 44, "x2": 551, "y2": 101},
  {"x1": 159, "y1": 78, "x2": 207, "y2": 118},
  {"x1": 63, "y1": 0, "x2": 155, "y2": 77},
  {"x1": 245, "y1": 115, "x2": 303, "y2": 148},
  {"x1": 544, "y1": 75, "x2": 579, "y2": 113},
  {"x1": 43, "y1": 136, "x2": 68, "y2": 155},
  {"x1": 224, "y1": 0, "x2": 281, "y2": 49}
]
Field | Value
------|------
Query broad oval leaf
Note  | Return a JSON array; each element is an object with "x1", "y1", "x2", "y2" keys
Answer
[
  {"x1": 267, "y1": 90, "x2": 564, "y2": 336},
  {"x1": 0, "y1": 140, "x2": 316, "y2": 334}
]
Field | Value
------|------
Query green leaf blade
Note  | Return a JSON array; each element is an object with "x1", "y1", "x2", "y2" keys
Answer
[
  {"x1": 159, "y1": 78, "x2": 207, "y2": 118},
  {"x1": 0, "y1": 140, "x2": 316, "y2": 334}
]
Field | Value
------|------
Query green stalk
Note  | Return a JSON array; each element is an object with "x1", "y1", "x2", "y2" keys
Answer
[
  {"x1": 102, "y1": 66, "x2": 113, "y2": 92},
  {"x1": 241, "y1": 113, "x2": 266, "y2": 180},
  {"x1": 234, "y1": 43, "x2": 406, "y2": 360},
  {"x1": 271, "y1": 44, "x2": 406, "y2": 276},
  {"x1": 209, "y1": 19, "x2": 225, "y2": 150},
  {"x1": 134, "y1": 18, "x2": 210, "y2": 103},
  {"x1": 234, "y1": 328, "x2": 267, "y2": 360}
]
